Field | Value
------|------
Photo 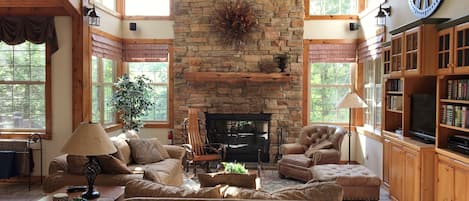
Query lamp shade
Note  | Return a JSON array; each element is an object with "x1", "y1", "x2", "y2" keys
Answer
[
  {"x1": 62, "y1": 122, "x2": 116, "y2": 156},
  {"x1": 336, "y1": 92, "x2": 368, "y2": 109}
]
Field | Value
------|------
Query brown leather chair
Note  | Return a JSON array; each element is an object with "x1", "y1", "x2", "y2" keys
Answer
[{"x1": 278, "y1": 124, "x2": 345, "y2": 182}]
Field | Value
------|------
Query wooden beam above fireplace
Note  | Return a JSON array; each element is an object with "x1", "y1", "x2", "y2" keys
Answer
[{"x1": 184, "y1": 72, "x2": 290, "y2": 83}]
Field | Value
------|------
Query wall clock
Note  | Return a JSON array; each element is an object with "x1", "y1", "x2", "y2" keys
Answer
[{"x1": 408, "y1": 0, "x2": 443, "y2": 18}]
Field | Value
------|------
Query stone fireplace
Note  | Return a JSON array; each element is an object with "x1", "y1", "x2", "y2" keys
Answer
[{"x1": 173, "y1": 0, "x2": 304, "y2": 161}]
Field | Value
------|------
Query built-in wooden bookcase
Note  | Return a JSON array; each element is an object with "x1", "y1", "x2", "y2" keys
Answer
[
  {"x1": 383, "y1": 78, "x2": 403, "y2": 135},
  {"x1": 404, "y1": 27, "x2": 420, "y2": 73}
]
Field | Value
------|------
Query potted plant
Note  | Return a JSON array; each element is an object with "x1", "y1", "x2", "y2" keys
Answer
[
  {"x1": 198, "y1": 162, "x2": 257, "y2": 189},
  {"x1": 110, "y1": 73, "x2": 154, "y2": 132}
]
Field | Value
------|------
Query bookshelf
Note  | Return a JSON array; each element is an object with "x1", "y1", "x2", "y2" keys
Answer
[{"x1": 383, "y1": 78, "x2": 403, "y2": 134}]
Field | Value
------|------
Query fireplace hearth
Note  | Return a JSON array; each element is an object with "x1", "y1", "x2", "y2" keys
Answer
[{"x1": 205, "y1": 113, "x2": 271, "y2": 162}]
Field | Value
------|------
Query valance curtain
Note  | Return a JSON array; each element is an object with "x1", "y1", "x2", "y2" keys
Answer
[
  {"x1": 0, "y1": 16, "x2": 58, "y2": 53},
  {"x1": 91, "y1": 33, "x2": 122, "y2": 60},
  {"x1": 308, "y1": 43, "x2": 357, "y2": 63},
  {"x1": 123, "y1": 43, "x2": 169, "y2": 62}
]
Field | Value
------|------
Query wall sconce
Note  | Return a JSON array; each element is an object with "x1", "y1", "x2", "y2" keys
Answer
[
  {"x1": 375, "y1": 5, "x2": 391, "y2": 26},
  {"x1": 84, "y1": 4, "x2": 100, "y2": 26}
]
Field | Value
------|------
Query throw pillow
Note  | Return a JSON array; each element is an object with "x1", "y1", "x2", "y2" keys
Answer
[
  {"x1": 111, "y1": 137, "x2": 132, "y2": 165},
  {"x1": 153, "y1": 138, "x2": 170, "y2": 159},
  {"x1": 124, "y1": 179, "x2": 223, "y2": 198},
  {"x1": 127, "y1": 138, "x2": 164, "y2": 164},
  {"x1": 96, "y1": 155, "x2": 132, "y2": 174},
  {"x1": 304, "y1": 140, "x2": 333, "y2": 158},
  {"x1": 66, "y1": 155, "x2": 88, "y2": 175}
]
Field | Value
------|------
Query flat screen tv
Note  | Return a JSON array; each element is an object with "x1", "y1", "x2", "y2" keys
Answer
[{"x1": 410, "y1": 93, "x2": 436, "y2": 144}]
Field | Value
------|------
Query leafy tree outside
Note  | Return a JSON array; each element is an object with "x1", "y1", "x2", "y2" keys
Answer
[{"x1": 309, "y1": 0, "x2": 357, "y2": 15}]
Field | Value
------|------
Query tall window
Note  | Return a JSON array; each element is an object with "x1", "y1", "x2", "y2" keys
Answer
[
  {"x1": 310, "y1": 63, "x2": 352, "y2": 123},
  {"x1": 363, "y1": 57, "x2": 382, "y2": 133},
  {"x1": 125, "y1": 0, "x2": 170, "y2": 16},
  {"x1": 0, "y1": 42, "x2": 48, "y2": 132},
  {"x1": 92, "y1": 56, "x2": 117, "y2": 125},
  {"x1": 308, "y1": 0, "x2": 358, "y2": 15},
  {"x1": 128, "y1": 62, "x2": 169, "y2": 122},
  {"x1": 93, "y1": 0, "x2": 117, "y2": 11}
]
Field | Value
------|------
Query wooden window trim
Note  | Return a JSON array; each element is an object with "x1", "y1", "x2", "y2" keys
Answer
[
  {"x1": 304, "y1": 0, "x2": 363, "y2": 19},
  {"x1": 0, "y1": 43, "x2": 52, "y2": 140},
  {"x1": 122, "y1": 0, "x2": 173, "y2": 19}
]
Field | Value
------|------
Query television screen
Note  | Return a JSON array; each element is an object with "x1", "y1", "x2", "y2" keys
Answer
[{"x1": 410, "y1": 93, "x2": 436, "y2": 136}]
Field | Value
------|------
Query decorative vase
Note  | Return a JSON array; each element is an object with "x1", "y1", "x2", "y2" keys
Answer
[{"x1": 275, "y1": 54, "x2": 288, "y2": 72}]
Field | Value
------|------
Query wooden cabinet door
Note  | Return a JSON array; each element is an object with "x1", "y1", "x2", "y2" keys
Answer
[
  {"x1": 454, "y1": 160, "x2": 469, "y2": 201},
  {"x1": 390, "y1": 144, "x2": 404, "y2": 201},
  {"x1": 403, "y1": 148, "x2": 419, "y2": 201},
  {"x1": 383, "y1": 138, "x2": 391, "y2": 186},
  {"x1": 436, "y1": 156, "x2": 454, "y2": 201}
]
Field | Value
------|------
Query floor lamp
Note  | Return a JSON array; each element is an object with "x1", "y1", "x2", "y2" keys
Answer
[{"x1": 336, "y1": 92, "x2": 368, "y2": 164}]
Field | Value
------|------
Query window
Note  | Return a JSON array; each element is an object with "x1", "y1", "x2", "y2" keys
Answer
[
  {"x1": 0, "y1": 42, "x2": 50, "y2": 135},
  {"x1": 125, "y1": 0, "x2": 170, "y2": 16},
  {"x1": 91, "y1": 56, "x2": 117, "y2": 125},
  {"x1": 308, "y1": 0, "x2": 358, "y2": 15},
  {"x1": 363, "y1": 57, "x2": 382, "y2": 133},
  {"x1": 93, "y1": 0, "x2": 117, "y2": 11},
  {"x1": 309, "y1": 63, "x2": 352, "y2": 123},
  {"x1": 128, "y1": 62, "x2": 169, "y2": 122}
]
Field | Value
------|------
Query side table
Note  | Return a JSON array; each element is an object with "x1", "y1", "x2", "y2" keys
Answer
[{"x1": 38, "y1": 186, "x2": 125, "y2": 201}]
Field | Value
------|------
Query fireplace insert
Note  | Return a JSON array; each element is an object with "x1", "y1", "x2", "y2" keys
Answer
[{"x1": 205, "y1": 113, "x2": 271, "y2": 162}]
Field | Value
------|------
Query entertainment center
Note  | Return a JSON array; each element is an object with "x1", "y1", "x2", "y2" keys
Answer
[{"x1": 382, "y1": 16, "x2": 469, "y2": 201}]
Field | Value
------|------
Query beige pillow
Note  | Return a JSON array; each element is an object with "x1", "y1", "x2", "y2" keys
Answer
[
  {"x1": 127, "y1": 138, "x2": 163, "y2": 164},
  {"x1": 112, "y1": 138, "x2": 132, "y2": 165},
  {"x1": 124, "y1": 179, "x2": 223, "y2": 198},
  {"x1": 304, "y1": 140, "x2": 333, "y2": 158},
  {"x1": 96, "y1": 155, "x2": 132, "y2": 174},
  {"x1": 153, "y1": 138, "x2": 170, "y2": 159},
  {"x1": 66, "y1": 155, "x2": 88, "y2": 175}
]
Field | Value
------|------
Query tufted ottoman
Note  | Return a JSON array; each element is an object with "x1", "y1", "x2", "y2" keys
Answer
[{"x1": 310, "y1": 164, "x2": 381, "y2": 201}]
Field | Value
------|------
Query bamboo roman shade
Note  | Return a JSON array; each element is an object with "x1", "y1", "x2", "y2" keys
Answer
[
  {"x1": 357, "y1": 33, "x2": 385, "y2": 63},
  {"x1": 308, "y1": 43, "x2": 357, "y2": 63},
  {"x1": 123, "y1": 43, "x2": 169, "y2": 62},
  {"x1": 91, "y1": 33, "x2": 122, "y2": 60}
]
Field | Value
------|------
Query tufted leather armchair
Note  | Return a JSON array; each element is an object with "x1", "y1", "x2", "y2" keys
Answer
[{"x1": 278, "y1": 124, "x2": 346, "y2": 182}]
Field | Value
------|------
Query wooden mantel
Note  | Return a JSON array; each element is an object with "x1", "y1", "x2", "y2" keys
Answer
[{"x1": 184, "y1": 72, "x2": 290, "y2": 82}]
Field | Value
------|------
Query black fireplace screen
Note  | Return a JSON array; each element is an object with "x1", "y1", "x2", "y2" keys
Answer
[{"x1": 205, "y1": 113, "x2": 271, "y2": 162}]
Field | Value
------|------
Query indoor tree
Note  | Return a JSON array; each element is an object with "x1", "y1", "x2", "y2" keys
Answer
[{"x1": 110, "y1": 73, "x2": 154, "y2": 132}]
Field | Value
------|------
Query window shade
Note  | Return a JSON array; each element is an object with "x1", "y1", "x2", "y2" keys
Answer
[
  {"x1": 308, "y1": 43, "x2": 357, "y2": 63},
  {"x1": 91, "y1": 34, "x2": 122, "y2": 60},
  {"x1": 123, "y1": 43, "x2": 169, "y2": 62},
  {"x1": 357, "y1": 34, "x2": 384, "y2": 63}
]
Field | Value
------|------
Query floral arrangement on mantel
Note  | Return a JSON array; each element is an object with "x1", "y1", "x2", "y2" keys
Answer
[{"x1": 212, "y1": 0, "x2": 256, "y2": 49}]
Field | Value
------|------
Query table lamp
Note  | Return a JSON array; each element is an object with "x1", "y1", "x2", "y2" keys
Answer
[
  {"x1": 336, "y1": 92, "x2": 368, "y2": 164},
  {"x1": 62, "y1": 122, "x2": 116, "y2": 199}
]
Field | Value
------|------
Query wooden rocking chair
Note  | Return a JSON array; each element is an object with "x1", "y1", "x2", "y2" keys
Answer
[{"x1": 182, "y1": 108, "x2": 224, "y2": 174}]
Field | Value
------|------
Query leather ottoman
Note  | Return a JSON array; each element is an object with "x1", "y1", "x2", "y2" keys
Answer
[{"x1": 310, "y1": 164, "x2": 381, "y2": 201}]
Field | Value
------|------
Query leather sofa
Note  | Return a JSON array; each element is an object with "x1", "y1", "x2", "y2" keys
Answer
[
  {"x1": 278, "y1": 124, "x2": 346, "y2": 182},
  {"x1": 124, "y1": 179, "x2": 344, "y2": 201},
  {"x1": 42, "y1": 138, "x2": 186, "y2": 193}
]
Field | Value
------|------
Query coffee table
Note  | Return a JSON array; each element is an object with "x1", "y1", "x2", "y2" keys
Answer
[{"x1": 38, "y1": 186, "x2": 124, "y2": 201}]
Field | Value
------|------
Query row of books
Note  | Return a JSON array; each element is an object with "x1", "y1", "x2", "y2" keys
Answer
[
  {"x1": 386, "y1": 95, "x2": 402, "y2": 111},
  {"x1": 447, "y1": 79, "x2": 469, "y2": 100},
  {"x1": 441, "y1": 105, "x2": 469, "y2": 128},
  {"x1": 386, "y1": 79, "x2": 402, "y2": 91}
]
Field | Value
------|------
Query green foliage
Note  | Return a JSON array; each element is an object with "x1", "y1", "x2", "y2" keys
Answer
[
  {"x1": 221, "y1": 162, "x2": 248, "y2": 174},
  {"x1": 110, "y1": 73, "x2": 154, "y2": 132}
]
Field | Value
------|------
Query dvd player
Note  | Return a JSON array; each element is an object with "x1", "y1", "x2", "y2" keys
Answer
[{"x1": 448, "y1": 135, "x2": 469, "y2": 155}]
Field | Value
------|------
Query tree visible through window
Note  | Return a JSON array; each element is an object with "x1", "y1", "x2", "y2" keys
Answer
[
  {"x1": 92, "y1": 56, "x2": 116, "y2": 125},
  {"x1": 0, "y1": 42, "x2": 46, "y2": 130},
  {"x1": 128, "y1": 62, "x2": 168, "y2": 122},
  {"x1": 363, "y1": 57, "x2": 382, "y2": 133},
  {"x1": 125, "y1": 0, "x2": 170, "y2": 16},
  {"x1": 309, "y1": 0, "x2": 358, "y2": 15},
  {"x1": 310, "y1": 63, "x2": 352, "y2": 123}
]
